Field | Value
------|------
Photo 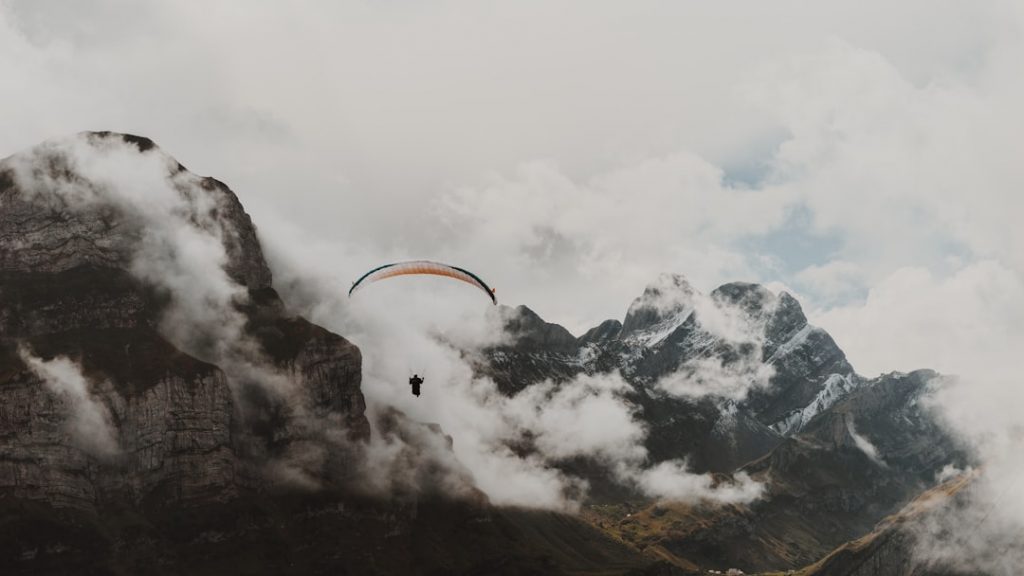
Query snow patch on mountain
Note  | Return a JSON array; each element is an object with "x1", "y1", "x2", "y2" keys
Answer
[
  {"x1": 767, "y1": 324, "x2": 821, "y2": 364},
  {"x1": 621, "y1": 273, "x2": 696, "y2": 335},
  {"x1": 623, "y1": 312, "x2": 694, "y2": 348},
  {"x1": 771, "y1": 373, "x2": 861, "y2": 435}
]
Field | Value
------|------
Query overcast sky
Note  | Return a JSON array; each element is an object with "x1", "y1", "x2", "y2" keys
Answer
[
  {"x1": 2, "y1": 0, "x2": 1023, "y2": 379},
  {"x1": 5, "y1": 3, "x2": 1024, "y2": 566}
]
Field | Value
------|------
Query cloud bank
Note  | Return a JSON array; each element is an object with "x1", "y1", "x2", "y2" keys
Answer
[{"x1": 279, "y1": 269, "x2": 765, "y2": 509}]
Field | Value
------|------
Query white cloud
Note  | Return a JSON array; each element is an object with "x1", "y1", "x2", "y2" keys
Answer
[
  {"x1": 847, "y1": 418, "x2": 886, "y2": 467},
  {"x1": 749, "y1": 35, "x2": 1024, "y2": 281},
  {"x1": 505, "y1": 373, "x2": 647, "y2": 463},
  {"x1": 633, "y1": 462, "x2": 763, "y2": 505},
  {"x1": 795, "y1": 260, "x2": 865, "y2": 303},
  {"x1": 807, "y1": 262, "x2": 1024, "y2": 571},
  {"x1": 744, "y1": 33, "x2": 1024, "y2": 568},
  {"x1": 277, "y1": 255, "x2": 764, "y2": 508},
  {"x1": 2, "y1": 0, "x2": 1012, "y2": 329},
  {"x1": 8, "y1": 135, "x2": 278, "y2": 386},
  {"x1": 657, "y1": 355, "x2": 775, "y2": 402},
  {"x1": 811, "y1": 262, "x2": 1024, "y2": 377},
  {"x1": 18, "y1": 347, "x2": 119, "y2": 458},
  {"x1": 652, "y1": 284, "x2": 778, "y2": 402},
  {"x1": 434, "y1": 156, "x2": 793, "y2": 332}
]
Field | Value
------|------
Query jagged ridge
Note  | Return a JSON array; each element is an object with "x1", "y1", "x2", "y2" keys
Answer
[{"x1": 478, "y1": 274, "x2": 964, "y2": 572}]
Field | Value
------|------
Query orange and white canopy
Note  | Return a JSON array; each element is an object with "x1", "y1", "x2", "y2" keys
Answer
[{"x1": 348, "y1": 260, "x2": 497, "y2": 304}]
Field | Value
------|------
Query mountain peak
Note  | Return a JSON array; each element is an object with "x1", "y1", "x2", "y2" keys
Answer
[
  {"x1": 87, "y1": 131, "x2": 159, "y2": 153},
  {"x1": 499, "y1": 304, "x2": 578, "y2": 352},
  {"x1": 578, "y1": 319, "x2": 623, "y2": 345},
  {"x1": 710, "y1": 281, "x2": 775, "y2": 311},
  {"x1": 621, "y1": 273, "x2": 697, "y2": 334},
  {"x1": 0, "y1": 131, "x2": 272, "y2": 289},
  {"x1": 708, "y1": 282, "x2": 810, "y2": 346},
  {"x1": 0, "y1": 133, "x2": 371, "y2": 520}
]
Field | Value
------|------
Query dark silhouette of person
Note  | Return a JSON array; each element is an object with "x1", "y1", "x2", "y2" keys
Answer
[{"x1": 409, "y1": 374, "x2": 424, "y2": 397}]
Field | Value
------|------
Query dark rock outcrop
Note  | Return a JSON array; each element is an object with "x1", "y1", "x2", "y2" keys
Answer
[
  {"x1": 502, "y1": 305, "x2": 579, "y2": 353},
  {"x1": 0, "y1": 132, "x2": 368, "y2": 514},
  {"x1": 0, "y1": 132, "x2": 271, "y2": 289},
  {"x1": 578, "y1": 319, "x2": 623, "y2": 345}
]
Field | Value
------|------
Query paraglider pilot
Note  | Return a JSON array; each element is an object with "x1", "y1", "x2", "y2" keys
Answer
[{"x1": 409, "y1": 374, "x2": 424, "y2": 397}]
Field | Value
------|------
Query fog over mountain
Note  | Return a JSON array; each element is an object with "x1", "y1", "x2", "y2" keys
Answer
[
  {"x1": 2, "y1": 2, "x2": 1023, "y2": 574},
  {"x1": 0, "y1": 128, "x2": 1013, "y2": 574}
]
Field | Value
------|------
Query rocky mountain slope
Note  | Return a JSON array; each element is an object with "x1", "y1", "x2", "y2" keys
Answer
[
  {"x1": 477, "y1": 276, "x2": 967, "y2": 572},
  {"x1": 483, "y1": 275, "x2": 861, "y2": 475},
  {"x1": 589, "y1": 370, "x2": 965, "y2": 573},
  {"x1": 0, "y1": 132, "x2": 648, "y2": 575},
  {"x1": 798, "y1": 473, "x2": 975, "y2": 576},
  {"x1": 0, "y1": 132, "x2": 369, "y2": 512}
]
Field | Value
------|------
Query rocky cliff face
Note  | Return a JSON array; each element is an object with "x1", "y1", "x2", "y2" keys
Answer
[
  {"x1": 0, "y1": 132, "x2": 271, "y2": 289},
  {"x1": 0, "y1": 132, "x2": 369, "y2": 515}
]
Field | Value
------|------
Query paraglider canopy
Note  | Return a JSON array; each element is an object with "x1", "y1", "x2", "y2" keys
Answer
[{"x1": 348, "y1": 260, "x2": 497, "y2": 304}]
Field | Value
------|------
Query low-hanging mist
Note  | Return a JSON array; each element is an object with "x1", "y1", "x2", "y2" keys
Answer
[
  {"x1": 5, "y1": 133, "x2": 768, "y2": 510},
  {"x1": 5, "y1": 134, "x2": 365, "y2": 490},
  {"x1": 270, "y1": 253, "x2": 772, "y2": 509},
  {"x1": 18, "y1": 347, "x2": 119, "y2": 458}
]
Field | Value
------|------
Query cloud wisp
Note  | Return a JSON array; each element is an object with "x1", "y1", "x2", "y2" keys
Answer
[
  {"x1": 6, "y1": 134, "x2": 359, "y2": 489},
  {"x1": 18, "y1": 347, "x2": 119, "y2": 458}
]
